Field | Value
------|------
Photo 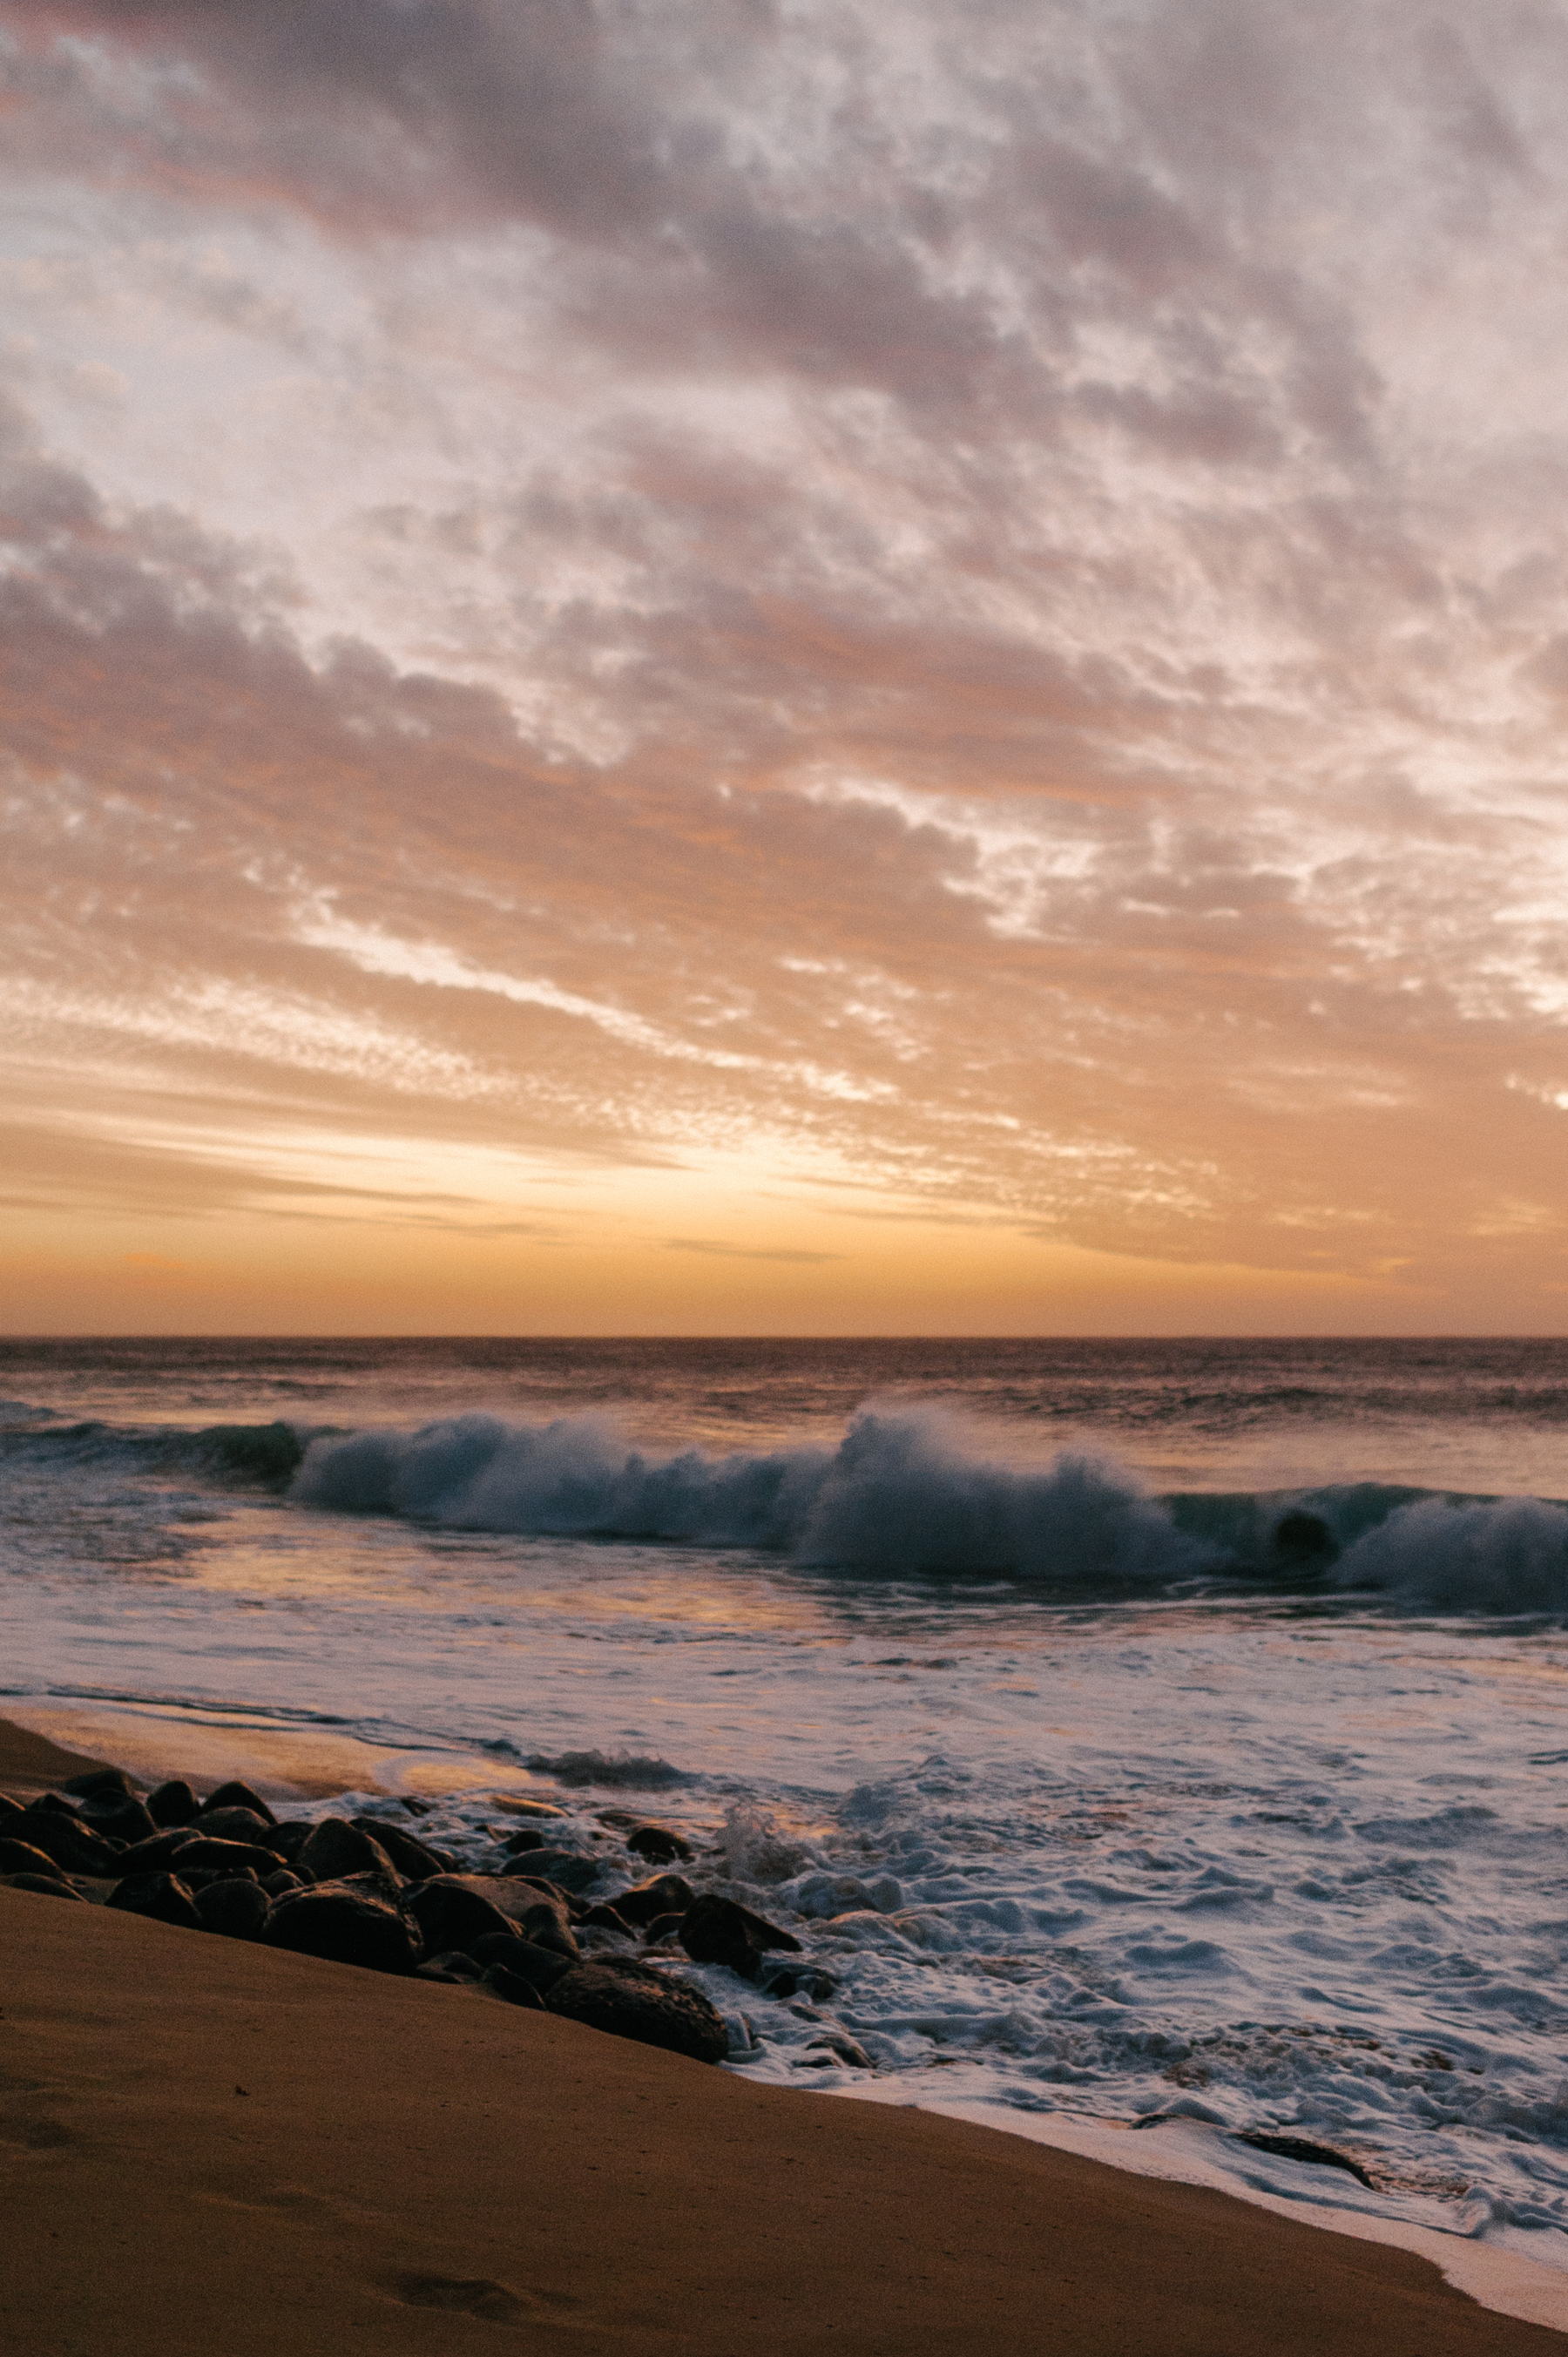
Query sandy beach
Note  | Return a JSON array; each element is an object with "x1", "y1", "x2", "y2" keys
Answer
[{"x1": 3, "y1": 1721, "x2": 1566, "y2": 2355}]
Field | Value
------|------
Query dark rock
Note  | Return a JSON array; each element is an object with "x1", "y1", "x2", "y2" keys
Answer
[
  {"x1": 404, "y1": 1876, "x2": 519, "y2": 1958},
  {"x1": 261, "y1": 1868, "x2": 303, "y2": 1896},
  {"x1": 107, "y1": 1873, "x2": 204, "y2": 1931},
  {"x1": 17, "y1": 1809, "x2": 119, "y2": 1875},
  {"x1": 76, "y1": 1794, "x2": 159, "y2": 1846},
  {"x1": 201, "y1": 1779, "x2": 278, "y2": 1825},
  {"x1": 760, "y1": 1964, "x2": 835, "y2": 2001},
  {"x1": 194, "y1": 1806, "x2": 280, "y2": 1847},
  {"x1": 517, "y1": 1900, "x2": 578, "y2": 1961},
  {"x1": 113, "y1": 1830, "x2": 202, "y2": 1876},
  {"x1": 579, "y1": 1902, "x2": 635, "y2": 1936},
  {"x1": 544, "y1": 1961, "x2": 728, "y2": 2062},
  {"x1": 265, "y1": 1883, "x2": 422, "y2": 1974},
  {"x1": 146, "y1": 1779, "x2": 202, "y2": 1828},
  {"x1": 298, "y1": 1818, "x2": 400, "y2": 1884},
  {"x1": 349, "y1": 1817, "x2": 455, "y2": 1879},
  {"x1": 487, "y1": 1965, "x2": 547, "y2": 2009},
  {"x1": 1235, "y1": 2131, "x2": 1375, "y2": 2188},
  {"x1": 2, "y1": 1871, "x2": 84, "y2": 1898},
  {"x1": 416, "y1": 1948, "x2": 487, "y2": 1983},
  {"x1": 0, "y1": 1838, "x2": 67, "y2": 1879},
  {"x1": 626, "y1": 1823, "x2": 693, "y2": 1864},
  {"x1": 468, "y1": 1933, "x2": 575, "y2": 1995},
  {"x1": 62, "y1": 1767, "x2": 139, "y2": 1802},
  {"x1": 492, "y1": 1873, "x2": 590, "y2": 1921},
  {"x1": 641, "y1": 1913, "x2": 686, "y2": 1944},
  {"x1": 679, "y1": 1893, "x2": 801, "y2": 1981},
  {"x1": 605, "y1": 1873, "x2": 695, "y2": 1927},
  {"x1": 799, "y1": 2033, "x2": 872, "y2": 2069},
  {"x1": 264, "y1": 1819, "x2": 313, "y2": 1861},
  {"x1": 501, "y1": 1827, "x2": 545, "y2": 1854},
  {"x1": 504, "y1": 1848, "x2": 601, "y2": 1894},
  {"x1": 0, "y1": 1791, "x2": 23, "y2": 1820},
  {"x1": 30, "y1": 1791, "x2": 80, "y2": 1817},
  {"x1": 156, "y1": 1837, "x2": 283, "y2": 1878},
  {"x1": 194, "y1": 1878, "x2": 273, "y2": 1940}
]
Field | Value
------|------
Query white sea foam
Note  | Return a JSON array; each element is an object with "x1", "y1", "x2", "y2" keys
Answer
[{"x1": 1337, "y1": 1493, "x2": 1568, "y2": 1611}]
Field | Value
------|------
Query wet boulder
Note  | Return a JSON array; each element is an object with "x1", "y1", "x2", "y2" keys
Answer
[
  {"x1": 298, "y1": 1818, "x2": 399, "y2": 1884},
  {"x1": 404, "y1": 1876, "x2": 518, "y2": 1958},
  {"x1": 157, "y1": 1836, "x2": 283, "y2": 1879},
  {"x1": 76, "y1": 1793, "x2": 159, "y2": 1846},
  {"x1": 194, "y1": 1806, "x2": 280, "y2": 1848},
  {"x1": 263, "y1": 1819, "x2": 313, "y2": 1861},
  {"x1": 17, "y1": 1807, "x2": 119, "y2": 1876},
  {"x1": 113, "y1": 1830, "x2": 202, "y2": 1877},
  {"x1": 264, "y1": 1883, "x2": 422, "y2": 1974},
  {"x1": 605, "y1": 1873, "x2": 695, "y2": 1928},
  {"x1": 516, "y1": 1898, "x2": 578, "y2": 1961},
  {"x1": 62, "y1": 1767, "x2": 139, "y2": 1804},
  {"x1": 201, "y1": 1780, "x2": 278, "y2": 1825},
  {"x1": 107, "y1": 1873, "x2": 205, "y2": 1932},
  {"x1": 349, "y1": 1817, "x2": 455, "y2": 1880},
  {"x1": 579, "y1": 1901, "x2": 635, "y2": 1937},
  {"x1": 502, "y1": 1848, "x2": 601, "y2": 1895},
  {"x1": 3, "y1": 1872, "x2": 84, "y2": 1899},
  {"x1": 146, "y1": 1779, "x2": 202, "y2": 1828},
  {"x1": 544, "y1": 1960, "x2": 728, "y2": 2063},
  {"x1": 679, "y1": 1893, "x2": 802, "y2": 1981},
  {"x1": 195, "y1": 1878, "x2": 273, "y2": 1940},
  {"x1": 0, "y1": 1838, "x2": 67, "y2": 1880},
  {"x1": 626, "y1": 1823, "x2": 693, "y2": 1865},
  {"x1": 470, "y1": 1932, "x2": 575, "y2": 1995},
  {"x1": 261, "y1": 1868, "x2": 303, "y2": 1897}
]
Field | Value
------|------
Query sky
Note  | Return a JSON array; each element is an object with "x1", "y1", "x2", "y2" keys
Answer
[{"x1": 3, "y1": 1, "x2": 1568, "y2": 1336}]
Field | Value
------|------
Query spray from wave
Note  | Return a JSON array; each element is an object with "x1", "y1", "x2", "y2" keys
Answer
[{"x1": 289, "y1": 1407, "x2": 1202, "y2": 1582}]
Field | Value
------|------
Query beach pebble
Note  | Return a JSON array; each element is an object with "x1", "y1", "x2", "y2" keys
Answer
[
  {"x1": 349, "y1": 1816, "x2": 455, "y2": 1880},
  {"x1": 605, "y1": 1872, "x2": 695, "y2": 1927},
  {"x1": 469, "y1": 1932, "x2": 575, "y2": 1994},
  {"x1": 625, "y1": 1823, "x2": 693, "y2": 1864},
  {"x1": 679, "y1": 1893, "x2": 803, "y2": 1981},
  {"x1": 107, "y1": 1872, "x2": 205, "y2": 1931},
  {"x1": 265, "y1": 1883, "x2": 422, "y2": 1974},
  {"x1": 544, "y1": 1960, "x2": 729, "y2": 2062},
  {"x1": 0, "y1": 1837, "x2": 66, "y2": 1879},
  {"x1": 1, "y1": 1871, "x2": 84, "y2": 1899},
  {"x1": 194, "y1": 1877, "x2": 273, "y2": 1940},
  {"x1": 298, "y1": 1818, "x2": 400, "y2": 1884},
  {"x1": 201, "y1": 1780, "x2": 278, "y2": 1825},
  {"x1": 405, "y1": 1876, "x2": 519, "y2": 1957},
  {"x1": 146, "y1": 1779, "x2": 202, "y2": 1828}
]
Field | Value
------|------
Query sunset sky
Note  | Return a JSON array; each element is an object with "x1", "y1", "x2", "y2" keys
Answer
[{"x1": 4, "y1": 1, "x2": 1568, "y2": 1334}]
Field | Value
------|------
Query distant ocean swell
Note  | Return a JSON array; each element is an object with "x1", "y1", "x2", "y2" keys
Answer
[
  {"x1": 288, "y1": 1407, "x2": 1568, "y2": 1609},
  {"x1": 7, "y1": 1399, "x2": 1568, "y2": 1608}
]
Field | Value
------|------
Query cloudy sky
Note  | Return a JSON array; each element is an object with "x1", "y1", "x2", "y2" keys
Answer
[{"x1": 4, "y1": 0, "x2": 1568, "y2": 1333}]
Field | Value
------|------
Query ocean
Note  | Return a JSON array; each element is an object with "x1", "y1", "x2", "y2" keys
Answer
[{"x1": 6, "y1": 1335, "x2": 1568, "y2": 2273}]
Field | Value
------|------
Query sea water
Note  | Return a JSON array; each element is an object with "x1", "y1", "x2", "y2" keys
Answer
[{"x1": 6, "y1": 1337, "x2": 1568, "y2": 2288}]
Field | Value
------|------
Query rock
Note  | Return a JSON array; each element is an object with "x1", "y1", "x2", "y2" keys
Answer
[
  {"x1": 17, "y1": 1808, "x2": 119, "y2": 1876},
  {"x1": 641, "y1": 1913, "x2": 686, "y2": 1944},
  {"x1": 0, "y1": 1838, "x2": 68, "y2": 1879},
  {"x1": 2, "y1": 1872, "x2": 84, "y2": 1899},
  {"x1": 501, "y1": 1827, "x2": 545, "y2": 1854},
  {"x1": 516, "y1": 1899, "x2": 578, "y2": 1961},
  {"x1": 264, "y1": 1819, "x2": 313, "y2": 1861},
  {"x1": 62, "y1": 1767, "x2": 139, "y2": 1803},
  {"x1": 404, "y1": 1876, "x2": 519, "y2": 1958},
  {"x1": 349, "y1": 1817, "x2": 455, "y2": 1880},
  {"x1": 605, "y1": 1873, "x2": 695, "y2": 1927},
  {"x1": 76, "y1": 1793, "x2": 159, "y2": 1846},
  {"x1": 112, "y1": 1830, "x2": 202, "y2": 1876},
  {"x1": 487, "y1": 1965, "x2": 548, "y2": 2009},
  {"x1": 626, "y1": 1823, "x2": 693, "y2": 1864},
  {"x1": 492, "y1": 1873, "x2": 590, "y2": 1921},
  {"x1": 1235, "y1": 2131, "x2": 1375, "y2": 2188},
  {"x1": 502, "y1": 1848, "x2": 602, "y2": 1894},
  {"x1": 265, "y1": 1883, "x2": 422, "y2": 1974},
  {"x1": 799, "y1": 2033, "x2": 872, "y2": 2069},
  {"x1": 760, "y1": 1964, "x2": 835, "y2": 2001},
  {"x1": 194, "y1": 1806, "x2": 279, "y2": 1847},
  {"x1": 544, "y1": 1961, "x2": 728, "y2": 2062},
  {"x1": 201, "y1": 1779, "x2": 278, "y2": 1825},
  {"x1": 469, "y1": 1933, "x2": 575, "y2": 1995},
  {"x1": 579, "y1": 1902, "x2": 635, "y2": 1937},
  {"x1": 416, "y1": 1948, "x2": 488, "y2": 1983},
  {"x1": 0, "y1": 1792, "x2": 23, "y2": 1820},
  {"x1": 107, "y1": 1873, "x2": 205, "y2": 1931},
  {"x1": 30, "y1": 1791, "x2": 79, "y2": 1817},
  {"x1": 298, "y1": 1818, "x2": 399, "y2": 1884},
  {"x1": 195, "y1": 1878, "x2": 274, "y2": 1940},
  {"x1": 146, "y1": 1779, "x2": 202, "y2": 1828},
  {"x1": 679, "y1": 1893, "x2": 802, "y2": 1981},
  {"x1": 156, "y1": 1836, "x2": 283, "y2": 1878},
  {"x1": 261, "y1": 1868, "x2": 303, "y2": 1896}
]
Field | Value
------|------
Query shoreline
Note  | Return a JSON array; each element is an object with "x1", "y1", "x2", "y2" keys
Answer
[{"x1": 4, "y1": 1715, "x2": 1567, "y2": 2347}]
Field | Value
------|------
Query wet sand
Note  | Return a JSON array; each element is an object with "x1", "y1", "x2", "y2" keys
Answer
[{"x1": 3, "y1": 1719, "x2": 1565, "y2": 2355}]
